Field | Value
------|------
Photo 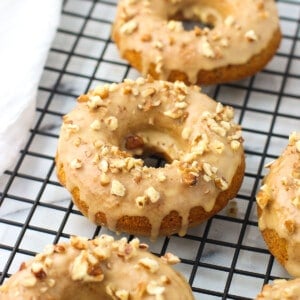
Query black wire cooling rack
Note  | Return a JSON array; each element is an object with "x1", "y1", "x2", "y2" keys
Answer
[{"x1": 1, "y1": 0, "x2": 300, "y2": 299}]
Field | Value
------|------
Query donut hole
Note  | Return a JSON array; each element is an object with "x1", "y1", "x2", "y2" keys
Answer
[
  {"x1": 167, "y1": 5, "x2": 225, "y2": 31},
  {"x1": 123, "y1": 131, "x2": 182, "y2": 168},
  {"x1": 134, "y1": 147, "x2": 169, "y2": 168}
]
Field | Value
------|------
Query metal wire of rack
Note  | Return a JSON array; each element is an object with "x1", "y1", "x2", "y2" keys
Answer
[{"x1": 0, "y1": 0, "x2": 300, "y2": 299}]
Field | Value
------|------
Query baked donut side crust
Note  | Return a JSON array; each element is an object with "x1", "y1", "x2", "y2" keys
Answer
[
  {"x1": 256, "y1": 132, "x2": 300, "y2": 277},
  {"x1": 57, "y1": 154, "x2": 245, "y2": 237},
  {"x1": 112, "y1": 0, "x2": 281, "y2": 85},
  {"x1": 0, "y1": 235, "x2": 194, "y2": 300},
  {"x1": 115, "y1": 27, "x2": 281, "y2": 86},
  {"x1": 56, "y1": 78, "x2": 245, "y2": 240}
]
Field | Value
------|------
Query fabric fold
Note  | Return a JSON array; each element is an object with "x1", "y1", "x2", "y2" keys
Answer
[{"x1": 0, "y1": 0, "x2": 62, "y2": 174}]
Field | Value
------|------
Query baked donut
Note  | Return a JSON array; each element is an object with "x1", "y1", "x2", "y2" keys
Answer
[
  {"x1": 256, "y1": 278, "x2": 300, "y2": 300},
  {"x1": 112, "y1": 0, "x2": 281, "y2": 85},
  {"x1": 0, "y1": 235, "x2": 194, "y2": 299},
  {"x1": 256, "y1": 132, "x2": 300, "y2": 277},
  {"x1": 55, "y1": 77, "x2": 245, "y2": 239}
]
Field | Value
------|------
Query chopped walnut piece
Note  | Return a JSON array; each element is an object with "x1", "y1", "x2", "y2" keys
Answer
[
  {"x1": 211, "y1": 140, "x2": 224, "y2": 154},
  {"x1": 90, "y1": 119, "x2": 101, "y2": 131},
  {"x1": 256, "y1": 190, "x2": 271, "y2": 209},
  {"x1": 111, "y1": 180, "x2": 126, "y2": 197},
  {"x1": 73, "y1": 137, "x2": 82, "y2": 147},
  {"x1": 203, "y1": 162, "x2": 213, "y2": 177},
  {"x1": 161, "y1": 252, "x2": 180, "y2": 265},
  {"x1": 201, "y1": 36, "x2": 215, "y2": 58},
  {"x1": 182, "y1": 172, "x2": 198, "y2": 186},
  {"x1": 115, "y1": 289, "x2": 130, "y2": 300},
  {"x1": 64, "y1": 123, "x2": 80, "y2": 134},
  {"x1": 216, "y1": 102, "x2": 224, "y2": 114},
  {"x1": 120, "y1": 20, "x2": 138, "y2": 35},
  {"x1": 70, "y1": 158, "x2": 82, "y2": 169},
  {"x1": 105, "y1": 116, "x2": 118, "y2": 131},
  {"x1": 87, "y1": 95, "x2": 105, "y2": 110},
  {"x1": 157, "y1": 172, "x2": 167, "y2": 182},
  {"x1": 138, "y1": 257, "x2": 159, "y2": 273},
  {"x1": 93, "y1": 245, "x2": 111, "y2": 261},
  {"x1": 71, "y1": 251, "x2": 104, "y2": 282},
  {"x1": 230, "y1": 140, "x2": 241, "y2": 151},
  {"x1": 94, "y1": 85, "x2": 109, "y2": 99},
  {"x1": 99, "y1": 159, "x2": 109, "y2": 173},
  {"x1": 167, "y1": 20, "x2": 183, "y2": 32},
  {"x1": 71, "y1": 236, "x2": 88, "y2": 250},
  {"x1": 214, "y1": 177, "x2": 229, "y2": 191},
  {"x1": 31, "y1": 262, "x2": 47, "y2": 280},
  {"x1": 245, "y1": 30, "x2": 258, "y2": 41},
  {"x1": 145, "y1": 187, "x2": 160, "y2": 203},
  {"x1": 54, "y1": 244, "x2": 66, "y2": 253},
  {"x1": 146, "y1": 281, "x2": 165, "y2": 297},
  {"x1": 125, "y1": 135, "x2": 144, "y2": 150},
  {"x1": 135, "y1": 195, "x2": 147, "y2": 209},
  {"x1": 163, "y1": 109, "x2": 183, "y2": 119}
]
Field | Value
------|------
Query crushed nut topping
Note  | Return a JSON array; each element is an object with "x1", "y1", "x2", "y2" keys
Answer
[
  {"x1": 145, "y1": 187, "x2": 160, "y2": 203},
  {"x1": 70, "y1": 158, "x2": 82, "y2": 169},
  {"x1": 161, "y1": 252, "x2": 180, "y2": 265},
  {"x1": 71, "y1": 236, "x2": 88, "y2": 250},
  {"x1": 63, "y1": 123, "x2": 80, "y2": 134},
  {"x1": 182, "y1": 172, "x2": 198, "y2": 186},
  {"x1": 120, "y1": 20, "x2": 138, "y2": 35},
  {"x1": 104, "y1": 116, "x2": 118, "y2": 131},
  {"x1": 94, "y1": 85, "x2": 109, "y2": 99},
  {"x1": 135, "y1": 195, "x2": 147, "y2": 209},
  {"x1": 31, "y1": 262, "x2": 47, "y2": 280},
  {"x1": 201, "y1": 36, "x2": 215, "y2": 58},
  {"x1": 71, "y1": 251, "x2": 104, "y2": 282},
  {"x1": 90, "y1": 119, "x2": 101, "y2": 131},
  {"x1": 230, "y1": 140, "x2": 241, "y2": 150},
  {"x1": 157, "y1": 172, "x2": 167, "y2": 182},
  {"x1": 167, "y1": 20, "x2": 183, "y2": 32},
  {"x1": 111, "y1": 180, "x2": 126, "y2": 197},
  {"x1": 125, "y1": 135, "x2": 144, "y2": 150},
  {"x1": 245, "y1": 29, "x2": 258, "y2": 41},
  {"x1": 138, "y1": 257, "x2": 159, "y2": 273},
  {"x1": 210, "y1": 140, "x2": 224, "y2": 154},
  {"x1": 214, "y1": 177, "x2": 229, "y2": 191},
  {"x1": 146, "y1": 281, "x2": 165, "y2": 297}
]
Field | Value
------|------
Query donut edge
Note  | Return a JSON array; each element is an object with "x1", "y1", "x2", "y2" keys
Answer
[
  {"x1": 113, "y1": 27, "x2": 282, "y2": 85},
  {"x1": 56, "y1": 154, "x2": 245, "y2": 237}
]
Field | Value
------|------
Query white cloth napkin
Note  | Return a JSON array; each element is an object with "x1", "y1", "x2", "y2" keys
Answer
[{"x1": 0, "y1": 0, "x2": 62, "y2": 175}]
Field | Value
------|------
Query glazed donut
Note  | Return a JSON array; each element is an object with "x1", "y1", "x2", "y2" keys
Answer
[
  {"x1": 256, "y1": 278, "x2": 300, "y2": 300},
  {"x1": 112, "y1": 0, "x2": 281, "y2": 85},
  {"x1": 55, "y1": 77, "x2": 245, "y2": 239},
  {"x1": 0, "y1": 235, "x2": 194, "y2": 299},
  {"x1": 256, "y1": 132, "x2": 300, "y2": 277}
]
